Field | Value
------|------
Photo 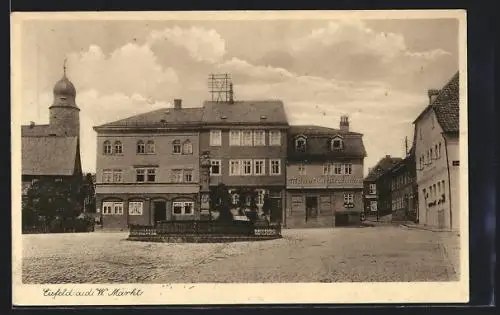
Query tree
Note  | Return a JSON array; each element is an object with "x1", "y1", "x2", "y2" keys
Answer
[
  {"x1": 210, "y1": 183, "x2": 233, "y2": 222},
  {"x1": 81, "y1": 173, "x2": 96, "y2": 213},
  {"x1": 22, "y1": 177, "x2": 83, "y2": 228}
]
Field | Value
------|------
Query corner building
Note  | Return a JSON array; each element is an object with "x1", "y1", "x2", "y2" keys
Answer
[
  {"x1": 285, "y1": 117, "x2": 366, "y2": 228},
  {"x1": 199, "y1": 100, "x2": 289, "y2": 223},
  {"x1": 414, "y1": 72, "x2": 460, "y2": 231},
  {"x1": 93, "y1": 100, "x2": 203, "y2": 229}
]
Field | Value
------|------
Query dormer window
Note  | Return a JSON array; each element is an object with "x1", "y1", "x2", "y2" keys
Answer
[
  {"x1": 331, "y1": 136, "x2": 344, "y2": 151},
  {"x1": 295, "y1": 136, "x2": 307, "y2": 152}
]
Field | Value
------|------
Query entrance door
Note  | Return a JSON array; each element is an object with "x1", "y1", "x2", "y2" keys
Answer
[
  {"x1": 305, "y1": 196, "x2": 318, "y2": 221},
  {"x1": 153, "y1": 201, "x2": 167, "y2": 223},
  {"x1": 269, "y1": 198, "x2": 282, "y2": 223}
]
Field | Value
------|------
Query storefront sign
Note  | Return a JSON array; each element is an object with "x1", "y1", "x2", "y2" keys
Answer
[{"x1": 287, "y1": 176, "x2": 362, "y2": 188}]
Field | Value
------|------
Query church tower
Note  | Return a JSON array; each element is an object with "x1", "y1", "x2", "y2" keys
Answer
[{"x1": 48, "y1": 60, "x2": 80, "y2": 137}]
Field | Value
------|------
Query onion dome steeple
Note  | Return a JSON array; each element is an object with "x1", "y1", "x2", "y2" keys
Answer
[{"x1": 51, "y1": 58, "x2": 78, "y2": 108}]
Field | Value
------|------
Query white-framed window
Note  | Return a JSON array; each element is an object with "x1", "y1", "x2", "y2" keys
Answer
[
  {"x1": 229, "y1": 130, "x2": 241, "y2": 146},
  {"x1": 136, "y1": 168, "x2": 156, "y2": 182},
  {"x1": 369, "y1": 183, "x2": 376, "y2": 194},
  {"x1": 256, "y1": 189, "x2": 266, "y2": 206},
  {"x1": 146, "y1": 140, "x2": 155, "y2": 154},
  {"x1": 344, "y1": 163, "x2": 352, "y2": 175},
  {"x1": 113, "y1": 169, "x2": 123, "y2": 183},
  {"x1": 114, "y1": 141, "x2": 123, "y2": 154},
  {"x1": 242, "y1": 160, "x2": 253, "y2": 175},
  {"x1": 230, "y1": 160, "x2": 241, "y2": 176},
  {"x1": 147, "y1": 169, "x2": 156, "y2": 182},
  {"x1": 344, "y1": 193, "x2": 354, "y2": 204},
  {"x1": 253, "y1": 130, "x2": 266, "y2": 146},
  {"x1": 136, "y1": 140, "x2": 145, "y2": 154},
  {"x1": 102, "y1": 201, "x2": 114, "y2": 215},
  {"x1": 184, "y1": 169, "x2": 193, "y2": 182},
  {"x1": 210, "y1": 160, "x2": 221, "y2": 176},
  {"x1": 129, "y1": 201, "x2": 143, "y2": 215},
  {"x1": 269, "y1": 130, "x2": 281, "y2": 146},
  {"x1": 334, "y1": 163, "x2": 342, "y2": 175},
  {"x1": 182, "y1": 140, "x2": 193, "y2": 155},
  {"x1": 112, "y1": 202, "x2": 124, "y2": 215},
  {"x1": 298, "y1": 163, "x2": 306, "y2": 175},
  {"x1": 210, "y1": 130, "x2": 222, "y2": 146},
  {"x1": 370, "y1": 200, "x2": 377, "y2": 212},
  {"x1": 270, "y1": 159, "x2": 281, "y2": 175},
  {"x1": 171, "y1": 169, "x2": 183, "y2": 183},
  {"x1": 103, "y1": 141, "x2": 113, "y2": 155},
  {"x1": 295, "y1": 136, "x2": 306, "y2": 152},
  {"x1": 172, "y1": 201, "x2": 194, "y2": 215},
  {"x1": 323, "y1": 163, "x2": 331, "y2": 175},
  {"x1": 242, "y1": 130, "x2": 253, "y2": 146},
  {"x1": 102, "y1": 170, "x2": 113, "y2": 183},
  {"x1": 254, "y1": 159, "x2": 265, "y2": 175},
  {"x1": 173, "y1": 140, "x2": 181, "y2": 154}
]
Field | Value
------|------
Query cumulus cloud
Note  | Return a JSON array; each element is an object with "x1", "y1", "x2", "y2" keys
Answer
[
  {"x1": 147, "y1": 26, "x2": 226, "y2": 63},
  {"x1": 66, "y1": 44, "x2": 179, "y2": 100},
  {"x1": 217, "y1": 57, "x2": 294, "y2": 83}
]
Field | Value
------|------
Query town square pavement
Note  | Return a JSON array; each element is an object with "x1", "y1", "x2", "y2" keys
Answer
[{"x1": 22, "y1": 226, "x2": 460, "y2": 283}]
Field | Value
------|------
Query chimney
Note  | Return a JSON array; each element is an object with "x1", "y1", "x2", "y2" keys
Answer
[
  {"x1": 427, "y1": 89, "x2": 440, "y2": 105},
  {"x1": 339, "y1": 115, "x2": 349, "y2": 132},
  {"x1": 174, "y1": 99, "x2": 182, "y2": 110},
  {"x1": 29, "y1": 121, "x2": 35, "y2": 128}
]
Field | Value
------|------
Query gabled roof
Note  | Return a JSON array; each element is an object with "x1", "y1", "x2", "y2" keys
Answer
[
  {"x1": 287, "y1": 125, "x2": 366, "y2": 160},
  {"x1": 201, "y1": 100, "x2": 288, "y2": 125},
  {"x1": 414, "y1": 72, "x2": 459, "y2": 133},
  {"x1": 94, "y1": 107, "x2": 204, "y2": 130},
  {"x1": 364, "y1": 155, "x2": 403, "y2": 181},
  {"x1": 22, "y1": 136, "x2": 79, "y2": 176}
]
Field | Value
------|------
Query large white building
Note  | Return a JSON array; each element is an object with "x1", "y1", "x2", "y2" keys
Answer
[{"x1": 414, "y1": 72, "x2": 460, "y2": 230}]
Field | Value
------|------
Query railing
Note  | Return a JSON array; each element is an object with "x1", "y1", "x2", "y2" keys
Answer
[{"x1": 129, "y1": 220, "x2": 282, "y2": 238}]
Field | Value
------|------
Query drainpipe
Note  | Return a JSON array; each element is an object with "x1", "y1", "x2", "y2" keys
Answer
[{"x1": 442, "y1": 132, "x2": 453, "y2": 230}]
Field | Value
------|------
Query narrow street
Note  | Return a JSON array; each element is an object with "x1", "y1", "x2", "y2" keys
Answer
[{"x1": 22, "y1": 226, "x2": 460, "y2": 284}]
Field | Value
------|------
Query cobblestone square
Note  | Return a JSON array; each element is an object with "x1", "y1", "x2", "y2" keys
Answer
[{"x1": 22, "y1": 226, "x2": 460, "y2": 283}]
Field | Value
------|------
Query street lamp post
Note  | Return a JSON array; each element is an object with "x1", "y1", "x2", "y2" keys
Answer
[{"x1": 200, "y1": 150, "x2": 212, "y2": 220}]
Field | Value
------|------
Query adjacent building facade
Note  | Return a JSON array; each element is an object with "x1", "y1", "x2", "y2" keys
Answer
[
  {"x1": 285, "y1": 117, "x2": 366, "y2": 228},
  {"x1": 390, "y1": 148, "x2": 418, "y2": 222},
  {"x1": 21, "y1": 72, "x2": 82, "y2": 200},
  {"x1": 200, "y1": 100, "x2": 289, "y2": 223},
  {"x1": 414, "y1": 72, "x2": 460, "y2": 230},
  {"x1": 363, "y1": 155, "x2": 401, "y2": 220},
  {"x1": 93, "y1": 99, "x2": 203, "y2": 229}
]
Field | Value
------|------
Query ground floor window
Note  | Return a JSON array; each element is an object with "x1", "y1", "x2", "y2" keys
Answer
[
  {"x1": 370, "y1": 201, "x2": 377, "y2": 212},
  {"x1": 129, "y1": 201, "x2": 143, "y2": 215},
  {"x1": 102, "y1": 201, "x2": 124, "y2": 215},
  {"x1": 172, "y1": 201, "x2": 194, "y2": 215},
  {"x1": 344, "y1": 193, "x2": 354, "y2": 204}
]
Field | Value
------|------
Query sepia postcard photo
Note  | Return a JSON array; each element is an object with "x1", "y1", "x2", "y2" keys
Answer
[{"x1": 11, "y1": 10, "x2": 469, "y2": 306}]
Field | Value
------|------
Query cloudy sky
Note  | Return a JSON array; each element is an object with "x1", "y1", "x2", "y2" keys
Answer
[{"x1": 19, "y1": 16, "x2": 459, "y2": 174}]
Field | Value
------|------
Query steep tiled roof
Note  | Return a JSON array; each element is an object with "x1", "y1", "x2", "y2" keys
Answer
[
  {"x1": 94, "y1": 107, "x2": 204, "y2": 130},
  {"x1": 414, "y1": 72, "x2": 460, "y2": 133},
  {"x1": 364, "y1": 156, "x2": 403, "y2": 181},
  {"x1": 288, "y1": 125, "x2": 366, "y2": 160},
  {"x1": 22, "y1": 136, "x2": 79, "y2": 176},
  {"x1": 201, "y1": 100, "x2": 288, "y2": 125}
]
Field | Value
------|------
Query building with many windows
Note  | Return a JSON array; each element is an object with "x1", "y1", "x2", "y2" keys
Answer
[
  {"x1": 285, "y1": 117, "x2": 366, "y2": 228},
  {"x1": 414, "y1": 72, "x2": 460, "y2": 230},
  {"x1": 93, "y1": 99, "x2": 203, "y2": 229},
  {"x1": 200, "y1": 100, "x2": 289, "y2": 223},
  {"x1": 364, "y1": 155, "x2": 403, "y2": 221},
  {"x1": 390, "y1": 147, "x2": 418, "y2": 222}
]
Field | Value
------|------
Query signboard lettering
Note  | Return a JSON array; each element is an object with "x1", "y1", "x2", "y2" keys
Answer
[{"x1": 287, "y1": 176, "x2": 362, "y2": 188}]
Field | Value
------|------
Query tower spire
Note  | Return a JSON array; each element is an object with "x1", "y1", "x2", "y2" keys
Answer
[{"x1": 63, "y1": 57, "x2": 67, "y2": 77}]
